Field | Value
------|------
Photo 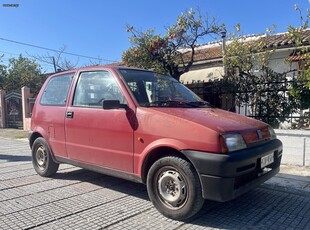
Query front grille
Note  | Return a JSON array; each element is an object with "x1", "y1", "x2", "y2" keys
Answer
[
  {"x1": 236, "y1": 163, "x2": 256, "y2": 173},
  {"x1": 234, "y1": 161, "x2": 275, "y2": 189}
]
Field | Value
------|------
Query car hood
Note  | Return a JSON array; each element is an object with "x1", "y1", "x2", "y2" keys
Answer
[{"x1": 147, "y1": 107, "x2": 267, "y2": 133}]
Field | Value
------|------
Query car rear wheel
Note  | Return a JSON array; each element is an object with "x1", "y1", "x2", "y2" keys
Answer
[
  {"x1": 32, "y1": 137, "x2": 59, "y2": 177},
  {"x1": 147, "y1": 156, "x2": 204, "y2": 220}
]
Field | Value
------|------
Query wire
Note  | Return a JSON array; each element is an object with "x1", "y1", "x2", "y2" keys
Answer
[{"x1": 0, "y1": 37, "x2": 119, "y2": 63}]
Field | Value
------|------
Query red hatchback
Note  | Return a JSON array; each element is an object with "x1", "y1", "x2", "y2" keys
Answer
[{"x1": 29, "y1": 66, "x2": 282, "y2": 220}]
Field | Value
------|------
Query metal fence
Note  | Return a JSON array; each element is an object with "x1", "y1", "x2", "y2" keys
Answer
[
  {"x1": 4, "y1": 91, "x2": 23, "y2": 129},
  {"x1": 185, "y1": 78, "x2": 310, "y2": 129}
]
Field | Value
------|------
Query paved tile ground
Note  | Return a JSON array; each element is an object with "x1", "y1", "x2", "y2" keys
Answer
[{"x1": 0, "y1": 138, "x2": 309, "y2": 230}]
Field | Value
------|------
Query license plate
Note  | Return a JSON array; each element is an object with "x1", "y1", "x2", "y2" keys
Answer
[{"x1": 261, "y1": 153, "x2": 274, "y2": 168}]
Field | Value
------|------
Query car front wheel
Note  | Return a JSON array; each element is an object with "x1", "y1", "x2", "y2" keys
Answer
[{"x1": 147, "y1": 156, "x2": 204, "y2": 220}]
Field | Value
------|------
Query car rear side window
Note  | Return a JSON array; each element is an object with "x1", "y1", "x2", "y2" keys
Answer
[
  {"x1": 40, "y1": 73, "x2": 74, "y2": 106},
  {"x1": 73, "y1": 71, "x2": 125, "y2": 108}
]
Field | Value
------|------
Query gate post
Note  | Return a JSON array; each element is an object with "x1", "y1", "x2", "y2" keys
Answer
[
  {"x1": 0, "y1": 90, "x2": 5, "y2": 128},
  {"x1": 21, "y1": 87, "x2": 31, "y2": 131}
]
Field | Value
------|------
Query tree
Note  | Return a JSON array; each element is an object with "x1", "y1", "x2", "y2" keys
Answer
[
  {"x1": 0, "y1": 55, "x2": 7, "y2": 88},
  {"x1": 223, "y1": 25, "x2": 295, "y2": 127},
  {"x1": 123, "y1": 8, "x2": 225, "y2": 81},
  {"x1": 286, "y1": 3, "x2": 310, "y2": 128},
  {"x1": 222, "y1": 3, "x2": 310, "y2": 128},
  {"x1": 2, "y1": 55, "x2": 44, "y2": 95},
  {"x1": 224, "y1": 23, "x2": 277, "y2": 76}
]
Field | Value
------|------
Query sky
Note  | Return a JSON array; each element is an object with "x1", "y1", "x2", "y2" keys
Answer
[{"x1": 0, "y1": 0, "x2": 309, "y2": 73}]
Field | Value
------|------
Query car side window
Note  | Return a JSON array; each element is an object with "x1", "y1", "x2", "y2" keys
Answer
[
  {"x1": 73, "y1": 71, "x2": 126, "y2": 108},
  {"x1": 40, "y1": 73, "x2": 74, "y2": 106}
]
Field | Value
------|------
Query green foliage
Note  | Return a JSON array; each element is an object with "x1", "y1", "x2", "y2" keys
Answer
[
  {"x1": 290, "y1": 72, "x2": 310, "y2": 110},
  {"x1": 0, "y1": 56, "x2": 7, "y2": 87},
  {"x1": 287, "y1": 2, "x2": 310, "y2": 86},
  {"x1": 225, "y1": 26, "x2": 275, "y2": 76},
  {"x1": 233, "y1": 70, "x2": 294, "y2": 127},
  {"x1": 224, "y1": 26, "x2": 295, "y2": 127},
  {"x1": 123, "y1": 29, "x2": 168, "y2": 73},
  {"x1": 250, "y1": 70, "x2": 294, "y2": 127},
  {"x1": 123, "y1": 8, "x2": 225, "y2": 81},
  {"x1": 286, "y1": 2, "x2": 310, "y2": 128},
  {"x1": 0, "y1": 55, "x2": 44, "y2": 95},
  {"x1": 223, "y1": 1, "x2": 310, "y2": 128}
]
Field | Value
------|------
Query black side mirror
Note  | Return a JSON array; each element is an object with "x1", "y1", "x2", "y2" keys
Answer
[{"x1": 103, "y1": 100, "x2": 128, "y2": 110}]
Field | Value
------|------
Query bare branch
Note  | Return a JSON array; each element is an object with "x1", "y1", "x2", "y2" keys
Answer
[
  {"x1": 123, "y1": 8, "x2": 223, "y2": 80},
  {"x1": 27, "y1": 45, "x2": 79, "y2": 72}
]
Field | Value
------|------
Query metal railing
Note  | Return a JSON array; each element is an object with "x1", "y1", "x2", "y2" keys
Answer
[{"x1": 185, "y1": 78, "x2": 310, "y2": 129}]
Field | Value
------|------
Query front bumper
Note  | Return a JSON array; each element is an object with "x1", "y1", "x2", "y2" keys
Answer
[{"x1": 182, "y1": 139, "x2": 282, "y2": 202}]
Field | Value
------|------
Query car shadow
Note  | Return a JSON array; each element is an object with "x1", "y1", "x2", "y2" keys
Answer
[
  {"x1": 52, "y1": 167, "x2": 148, "y2": 201},
  {"x1": 0, "y1": 154, "x2": 32, "y2": 162}
]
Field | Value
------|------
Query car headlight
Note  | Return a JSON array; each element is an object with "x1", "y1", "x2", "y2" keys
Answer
[
  {"x1": 268, "y1": 126, "x2": 277, "y2": 140},
  {"x1": 221, "y1": 133, "x2": 247, "y2": 153}
]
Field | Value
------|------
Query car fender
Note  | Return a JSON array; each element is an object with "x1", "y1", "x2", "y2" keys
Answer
[{"x1": 135, "y1": 138, "x2": 189, "y2": 177}]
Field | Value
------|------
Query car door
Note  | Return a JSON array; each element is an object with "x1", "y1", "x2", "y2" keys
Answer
[
  {"x1": 65, "y1": 70, "x2": 134, "y2": 172},
  {"x1": 35, "y1": 72, "x2": 75, "y2": 158}
]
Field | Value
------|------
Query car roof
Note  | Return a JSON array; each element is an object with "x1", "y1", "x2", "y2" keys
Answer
[{"x1": 49, "y1": 65, "x2": 151, "y2": 77}]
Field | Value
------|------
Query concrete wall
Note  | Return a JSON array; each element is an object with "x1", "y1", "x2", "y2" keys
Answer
[
  {"x1": 0, "y1": 90, "x2": 5, "y2": 128},
  {"x1": 275, "y1": 129, "x2": 310, "y2": 166},
  {"x1": 21, "y1": 87, "x2": 31, "y2": 131}
]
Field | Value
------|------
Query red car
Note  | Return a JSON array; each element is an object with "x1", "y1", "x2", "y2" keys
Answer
[{"x1": 29, "y1": 66, "x2": 282, "y2": 220}]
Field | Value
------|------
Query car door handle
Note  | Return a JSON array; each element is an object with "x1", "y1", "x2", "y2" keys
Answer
[{"x1": 66, "y1": 111, "x2": 74, "y2": 118}]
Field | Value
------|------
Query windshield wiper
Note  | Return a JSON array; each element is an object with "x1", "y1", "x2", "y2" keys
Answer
[
  {"x1": 187, "y1": 101, "x2": 212, "y2": 108},
  {"x1": 145, "y1": 100, "x2": 186, "y2": 107},
  {"x1": 143, "y1": 100, "x2": 211, "y2": 108}
]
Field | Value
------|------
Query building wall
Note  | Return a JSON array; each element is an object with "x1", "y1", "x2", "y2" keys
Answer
[{"x1": 268, "y1": 49, "x2": 298, "y2": 78}]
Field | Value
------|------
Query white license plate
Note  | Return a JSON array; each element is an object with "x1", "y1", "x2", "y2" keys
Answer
[{"x1": 261, "y1": 153, "x2": 274, "y2": 168}]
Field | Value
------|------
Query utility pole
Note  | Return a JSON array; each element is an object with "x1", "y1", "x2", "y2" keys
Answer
[{"x1": 52, "y1": 57, "x2": 56, "y2": 73}]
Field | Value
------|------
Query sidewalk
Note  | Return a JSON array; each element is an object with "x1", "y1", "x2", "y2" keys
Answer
[
  {"x1": 265, "y1": 164, "x2": 310, "y2": 196},
  {"x1": 0, "y1": 128, "x2": 28, "y2": 139}
]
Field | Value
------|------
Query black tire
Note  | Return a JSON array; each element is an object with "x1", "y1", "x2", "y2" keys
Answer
[
  {"x1": 146, "y1": 156, "x2": 204, "y2": 220},
  {"x1": 32, "y1": 137, "x2": 59, "y2": 177}
]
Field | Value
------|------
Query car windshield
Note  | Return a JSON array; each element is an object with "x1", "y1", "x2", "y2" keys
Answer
[{"x1": 119, "y1": 69, "x2": 211, "y2": 108}]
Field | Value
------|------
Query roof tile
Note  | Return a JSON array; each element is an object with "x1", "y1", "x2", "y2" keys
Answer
[{"x1": 190, "y1": 29, "x2": 310, "y2": 62}]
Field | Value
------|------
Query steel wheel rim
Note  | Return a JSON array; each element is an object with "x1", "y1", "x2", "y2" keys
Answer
[
  {"x1": 36, "y1": 146, "x2": 47, "y2": 170},
  {"x1": 157, "y1": 169, "x2": 187, "y2": 209}
]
